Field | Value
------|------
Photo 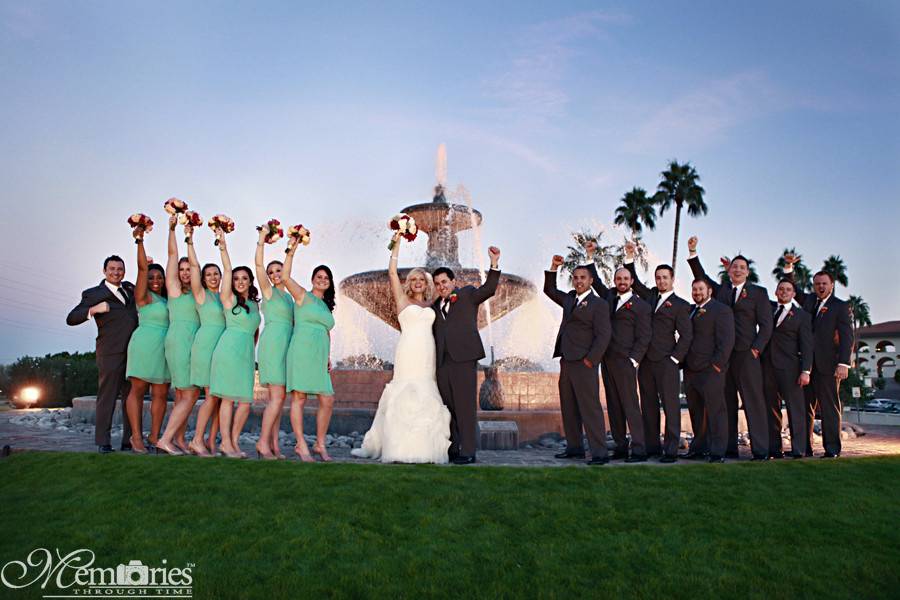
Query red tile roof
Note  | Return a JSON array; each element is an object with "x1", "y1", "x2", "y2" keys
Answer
[{"x1": 857, "y1": 321, "x2": 900, "y2": 338}]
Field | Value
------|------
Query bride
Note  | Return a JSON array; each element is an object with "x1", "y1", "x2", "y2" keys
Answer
[{"x1": 350, "y1": 231, "x2": 451, "y2": 463}]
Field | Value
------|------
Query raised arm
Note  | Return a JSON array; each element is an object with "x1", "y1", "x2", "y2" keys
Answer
[
  {"x1": 471, "y1": 246, "x2": 501, "y2": 305},
  {"x1": 217, "y1": 230, "x2": 235, "y2": 310},
  {"x1": 623, "y1": 241, "x2": 652, "y2": 301},
  {"x1": 185, "y1": 224, "x2": 206, "y2": 305},
  {"x1": 781, "y1": 253, "x2": 809, "y2": 306},
  {"x1": 165, "y1": 215, "x2": 182, "y2": 298},
  {"x1": 282, "y1": 238, "x2": 307, "y2": 305},
  {"x1": 388, "y1": 232, "x2": 409, "y2": 312},
  {"x1": 543, "y1": 255, "x2": 568, "y2": 307},
  {"x1": 255, "y1": 227, "x2": 275, "y2": 300},
  {"x1": 134, "y1": 228, "x2": 151, "y2": 307},
  {"x1": 583, "y1": 241, "x2": 610, "y2": 297},
  {"x1": 686, "y1": 236, "x2": 721, "y2": 296}
]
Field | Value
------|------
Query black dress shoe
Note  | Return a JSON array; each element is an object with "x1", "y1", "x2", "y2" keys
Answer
[
  {"x1": 625, "y1": 454, "x2": 648, "y2": 463},
  {"x1": 707, "y1": 455, "x2": 725, "y2": 463},
  {"x1": 659, "y1": 454, "x2": 677, "y2": 464},
  {"x1": 789, "y1": 453, "x2": 803, "y2": 460},
  {"x1": 98, "y1": 445, "x2": 115, "y2": 454},
  {"x1": 821, "y1": 452, "x2": 840, "y2": 459},
  {"x1": 725, "y1": 450, "x2": 740, "y2": 459},
  {"x1": 120, "y1": 443, "x2": 133, "y2": 451},
  {"x1": 804, "y1": 450, "x2": 814, "y2": 457},
  {"x1": 554, "y1": 450, "x2": 586, "y2": 459},
  {"x1": 587, "y1": 456, "x2": 608, "y2": 466},
  {"x1": 678, "y1": 451, "x2": 704, "y2": 460},
  {"x1": 751, "y1": 455, "x2": 770, "y2": 462},
  {"x1": 769, "y1": 451, "x2": 784, "y2": 459},
  {"x1": 611, "y1": 450, "x2": 628, "y2": 460},
  {"x1": 452, "y1": 456, "x2": 476, "y2": 465}
]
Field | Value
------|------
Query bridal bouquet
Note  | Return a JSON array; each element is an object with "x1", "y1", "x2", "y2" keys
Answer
[
  {"x1": 164, "y1": 197, "x2": 189, "y2": 222},
  {"x1": 286, "y1": 224, "x2": 311, "y2": 252},
  {"x1": 388, "y1": 213, "x2": 417, "y2": 250},
  {"x1": 257, "y1": 219, "x2": 284, "y2": 244},
  {"x1": 182, "y1": 210, "x2": 202, "y2": 242},
  {"x1": 208, "y1": 214, "x2": 235, "y2": 246},
  {"x1": 127, "y1": 213, "x2": 154, "y2": 239}
]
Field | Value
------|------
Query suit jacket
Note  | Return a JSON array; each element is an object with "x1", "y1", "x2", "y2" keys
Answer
[
  {"x1": 543, "y1": 271, "x2": 611, "y2": 365},
  {"x1": 687, "y1": 256, "x2": 773, "y2": 353},
  {"x1": 432, "y1": 269, "x2": 500, "y2": 366},
  {"x1": 584, "y1": 264, "x2": 651, "y2": 363},
  {"x1": 625, "y1": 261, "x2": 693, "y2": 363},
  {"x1": 66, "y1": 280, "x2": 138, "y2": 356},
  {"x1": 763, "y1": 302, "x2": 814, "y2": 372},
  {"x1": 685, "y1": 299, "x2": 735, "y2": 373},
  {"x1": 787, "y1": 276, "x2": 853, "y2": 374}
]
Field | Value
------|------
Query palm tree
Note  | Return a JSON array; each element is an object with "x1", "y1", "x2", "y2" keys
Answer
[
  {"x1": 563, "y1": 229, "x2": 621, "y2": 287},
  {"x1": 654, "y1": 160, "x2": 707, "y2": 271},
  {"x1": 614, "y1": 187, "x2": 657, "y2": 239},
  {"x1": 718, "y1": 255, "x2": 760, "y2": 285},
  {"x1": 772, "y1": 247, "x2": 812, "y2": 293},
  {"x1": 848, "y1": 295, "x2": 872, "y2": 367},
  {"x1": 821, "y1": 255, "x2": 849, "y2": 287}
]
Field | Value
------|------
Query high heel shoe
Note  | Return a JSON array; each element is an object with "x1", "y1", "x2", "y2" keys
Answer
[
  {"x1": 294, "y1": 443, "x2": 314, "y2": 463},
  {"x1": 313, "y1": 445, "x2": 332, "y2": 463},
  {"x1": 188, "y1": 440, "x2": 213, "y2": 458},
  {"x1": 221, "y1": 446, "x2": 245, "y2": 459},
  {"x1": 255, "y1": 444, "x2": 278, "y2": 461},
  {"x1": 155, "y1": 440, "x2": 184, "y2": 456}
]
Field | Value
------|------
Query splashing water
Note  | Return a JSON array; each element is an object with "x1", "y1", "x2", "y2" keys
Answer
[{"x1": 435, "y1": 142, "x2": 447, "y2": 188}]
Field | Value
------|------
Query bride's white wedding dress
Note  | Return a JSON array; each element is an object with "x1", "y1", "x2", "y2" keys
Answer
[{"x1": 351, "y1": 304, "x2": 451, "y2": 464}]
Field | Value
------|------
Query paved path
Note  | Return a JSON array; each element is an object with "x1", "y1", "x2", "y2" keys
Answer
[{"x1": 2, "y1": 407, "x2": 898, "y2": 467}]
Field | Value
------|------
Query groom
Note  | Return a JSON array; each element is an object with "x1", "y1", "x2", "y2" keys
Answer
[{"x1": 432, "y1": 247, "x2": 501, "y2": 464}]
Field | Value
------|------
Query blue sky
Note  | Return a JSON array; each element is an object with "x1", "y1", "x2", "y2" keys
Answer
[{"x1": 1, "y1": 1, "x2": 898, "y2": 365}]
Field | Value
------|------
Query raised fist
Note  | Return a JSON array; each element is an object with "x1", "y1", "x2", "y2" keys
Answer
[
  {"x1": 783, "y1": 252, "x2": 801, "y2": 266},
  {"x1": 488, "y1": 246, "x2": 501, "y2": 263},
  {"x1": 583, "y1": 240, "x2": 597, "y2": 257},
  {"x1": 687, "y1": 236, "x2": 698, "y2": 253},
  {"x1": 624, "y1": 240, "x2": 636, "y2": 257},
  {"x1": 551, "y1": 254, "x2": 565, "y2": 269}
]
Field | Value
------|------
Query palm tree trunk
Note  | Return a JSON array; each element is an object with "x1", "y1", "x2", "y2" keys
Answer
[{"x1": 671, "y1": 203, "x2": 682, "y2": 272}]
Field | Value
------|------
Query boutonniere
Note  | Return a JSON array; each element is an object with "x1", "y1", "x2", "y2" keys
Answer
[
  {"x1": 664, "y1": 300, "x2": 673, "y2": 308},
  {"x1": 819, "y1": 306, "x2": 829, "y2": 315},
  {"x1": 577, "y1": 299, "x2": 588, "y2": 308},
  {"x1": 625, "y1": 302, "x2": 633, "y2": 310},
  {"x1": 449, "y1": 291, "x2": 459, "y2": 304},
  {"x1": 740, "y1": 288, "x2": 748, "y2": 299},
  {"x1": 788, "y1": 310, "x2": 795, "y2": 318},
  {"x1": 698, "y1": 308, "x2": 707, "y2": 315}
]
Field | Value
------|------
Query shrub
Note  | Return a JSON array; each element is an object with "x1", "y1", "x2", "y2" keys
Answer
[{"x1": 6, "y1": 352, "x2": 98, "y2": 406}]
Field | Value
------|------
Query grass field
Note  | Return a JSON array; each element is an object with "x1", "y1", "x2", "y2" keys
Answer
[{"x1": 1, "y1": 453, "x2": 898, "y2": 599}]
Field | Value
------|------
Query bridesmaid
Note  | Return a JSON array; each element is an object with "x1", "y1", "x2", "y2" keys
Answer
[
  {"x1": 284, "y1": 238, "x2": 337, "y2": 462},
  {"x1": 156, "y1": 216, "x2": 201, "y2": 456},
  {"x1": 254, "y1": 227, "x2": 293, "y2": 459},
  {"x1": 209, "y1": 228, "x2": 261, "y2": 458},
  {"x1": 185, "y1": 223, "x2": 226, "y2": 457},
  {"x1": 124, "y1": 224, "x2": 170, "y2": 454}
]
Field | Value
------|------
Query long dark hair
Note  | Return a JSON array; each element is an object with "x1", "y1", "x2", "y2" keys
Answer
[
  {"x1": 201, "y1": 263, "x2": 221, "y2": 290},
  {"x1": 312, "y1": 265, "x2": 336, "y2": 312},
  {"x1": 231, "y1": 266, "x2": 260, "y2": 315},
  {"x1": 148, "y1": 264, "x2": 167, "y2": 298}
]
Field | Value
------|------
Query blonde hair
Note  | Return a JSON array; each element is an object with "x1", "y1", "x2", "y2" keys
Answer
[{"x1": 403, "y1": 268, "x2": 435, "y2": 302}]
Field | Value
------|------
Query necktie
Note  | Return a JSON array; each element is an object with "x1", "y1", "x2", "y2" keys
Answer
[
  {"x1": 690, "y1": 306, "x2": 699, "y2": 319},
  {"x1": 117, "y1": 287, "x2": 128, "y2": 304},
  {"x1": 773, "y1": 305, "x2": 784, "y2": 326},
  {"x1": 441, "y1": 300, "x2": 449, "y2": 318},
  {"x1": 814, "y1": 299, "x2": 823, "y2": 321},
  {"x1": 731, "y1": 287, "x2": 738, "y2": 306},
  {"x1": 655, "y1": 295, "x2": 664, "y2": 313}
]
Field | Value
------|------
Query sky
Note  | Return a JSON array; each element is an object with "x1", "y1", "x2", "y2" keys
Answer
[{"x1": 1, "y1": 0, "x2": 898, "y2": 365}]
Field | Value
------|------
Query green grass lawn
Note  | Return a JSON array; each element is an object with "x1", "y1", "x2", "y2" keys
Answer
[{"x1": 2, "y1": 453, "x2": 898, "y2": 599}]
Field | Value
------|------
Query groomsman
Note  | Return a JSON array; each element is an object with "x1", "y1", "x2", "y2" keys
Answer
[
  {"x1": 582, "y1": 243, "x2": 652, "y2": 461},
  {"x1": 687, "y1": 236, "x2": 773, "y2": 460},
  {"x1": 67, "y1": 255, "x2": 138, "y2": 453},
  {"x1": 623, "y1": 241, "x2": 693, "y2": 463},
  {"x1": 681, "y1": 279, "x2": 735, "y2": 463},
  {"x1": 544, "y1": 255, "x2": 612, "y2": 465},
  {"x1": 783, "y1": 255, "x2": 852, "y2": 457},
  {"x1": 762, "y1": 278, "x2": 814, "y2": 458}
]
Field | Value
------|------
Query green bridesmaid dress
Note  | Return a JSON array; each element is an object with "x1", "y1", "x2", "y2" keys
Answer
[
  {"x1": 209, "y1": 300, "x2": 261, "y2": 402},
  {"x1": 286, "y1": 293, "x2": 335, "y2": 395},
  {"x1": 126, "y1": 291, "x2": 170, "y2": 384},
  {"x1": 257, "y1": 287, "x2": 294, "y2": 386},
  {"x1": 164, "y1": 292, "x2": 200, "y2": 390},
  {"x1": 190, "y1": 291, "x2": 226, "y2": 388}
]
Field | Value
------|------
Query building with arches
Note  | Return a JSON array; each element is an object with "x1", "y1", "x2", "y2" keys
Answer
[{"x1": 855, "y1": 321, "x2": 899, "y2": 379}]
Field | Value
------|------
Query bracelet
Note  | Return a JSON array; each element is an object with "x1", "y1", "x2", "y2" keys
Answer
[{"x1": 134, "y1": 239, "x2": 142, "y2": 245}]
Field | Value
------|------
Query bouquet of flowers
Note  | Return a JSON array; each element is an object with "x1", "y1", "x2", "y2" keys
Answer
[
  {"x1": 207, "y1": 214, "x2": 235, "y2": 246},
  {"x1": 256, "y1": 219, "x2": 284, "y2": 244},
  {"x1": 164, "y1": 197, "x2": 189, "y2": 223},
  {"x1": 127, "y1": 213, "x2": 154, "y2": 238},
  {"x1": 286, "y1": 224, "x2": 311, "y2": 252},
  {"x1": 183, "y1": 210, "x2": 202, "y2": 242},
  {"x1": 388, "y1": 213, "x2": 417, "y2": 250}
]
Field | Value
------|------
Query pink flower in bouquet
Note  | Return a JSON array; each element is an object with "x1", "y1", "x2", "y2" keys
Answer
[
  {"x1": 127, "y1": 213, "x2": 154, "y2": 233},
  {"x1": 286, "y1": 224, "x2": 311, "y2": 251},
  {"x1": 164, "y1": 197, "x2": 189, "y2": 221},
  {"x1": 257, "y1": 218, "x2": 285, "y2": 244},
  {"x1": 207, "y1": 214, "x2": 235, "y2": 245},
  {"x1": 388, "y1": 213, "x2": 417, "y2": 250}
]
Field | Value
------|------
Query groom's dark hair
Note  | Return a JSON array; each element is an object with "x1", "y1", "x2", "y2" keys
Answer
[{"x1": 433, "y1": 267, "x2": 455, "y2": 281}]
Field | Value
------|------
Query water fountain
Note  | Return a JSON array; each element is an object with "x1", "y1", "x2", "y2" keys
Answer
[{"x1": 339, "y1": 149, "x2": 536, "y2": 331}]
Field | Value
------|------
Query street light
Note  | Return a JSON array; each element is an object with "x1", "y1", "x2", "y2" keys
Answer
[{"x1": 19, "y1": 386, "x2": 41, "y2": 407}]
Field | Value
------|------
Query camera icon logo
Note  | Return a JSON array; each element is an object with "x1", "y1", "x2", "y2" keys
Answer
[{"x1": 116, "y1": 560, "x2": 150, "y2": 586}]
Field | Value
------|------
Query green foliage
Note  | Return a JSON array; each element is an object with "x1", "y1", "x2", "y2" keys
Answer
[
  {"x1": 614, "y1": 187, "x2": 657, "y2": 235},
  {"x1": 6, "y1": 351, "x2": 97, "y2": 406},
  {"x1": 1, "y1": 453, "x2": 899, "y2": 598},
  {"x1": 821, "y1": 255, "x2": 849, "y2": 287},
  {"x1": 895, "y1": 370, "x2": 900, "y2": 384},
  {"x1": 654, "y1": 160, "x2": 707, "y2": 266},
  {"x1": 717, "y1": 255, "x2": 761, "y2": 285},
  {"x1": 772, "y1": 247, "x2": 812, "y2": 293},
  {"x1": 875, "y1": 377, "x2": 886, "y2": 390},
  {"x1": 562, "y1": 229, "x2": 623, "y2": 287},
  {"x1": 840, "y1": 367, "x2": 874, "y2": 405}
]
